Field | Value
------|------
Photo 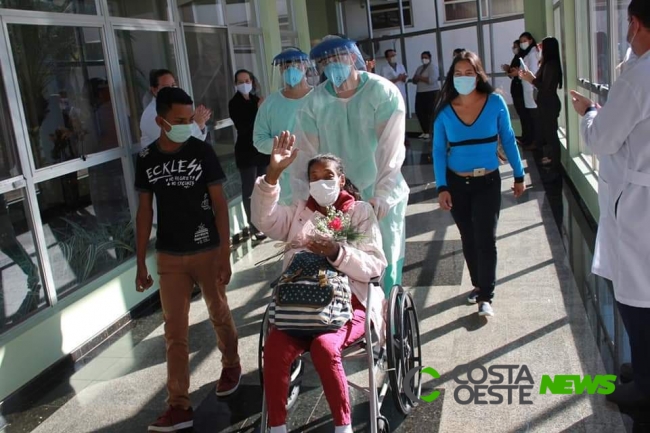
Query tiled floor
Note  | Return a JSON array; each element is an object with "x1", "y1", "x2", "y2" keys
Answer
[{"x1": 2, "y1": 140, "x2": 633, "y2": 433}]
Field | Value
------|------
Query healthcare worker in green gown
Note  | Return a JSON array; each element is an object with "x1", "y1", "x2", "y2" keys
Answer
[
  {"x1": 254, "y1": 48, "x2": 314, "y2": 205},
  {"x1": 290, "y1": 36, "x2": 409, "y2": 294}
]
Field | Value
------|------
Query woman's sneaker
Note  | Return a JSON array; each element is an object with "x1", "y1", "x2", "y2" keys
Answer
[
  {"x1": 148, "y1": 406, "x2": 193, "y2": 432},
  {"x1": 467, "y1": 288, "x2": 480, "y2": 304},
  {"x1": 478, "y1": 302, "x2": 494, "y2": 317}
]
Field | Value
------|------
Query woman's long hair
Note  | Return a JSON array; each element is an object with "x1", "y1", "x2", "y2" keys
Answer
[
  {"x1": 540, "y1": 37, "x2": 563, "y2": 89},
  {"x1": 307, "y1": 154, "x2": 361, "y2": 201},
  {"x1": 432, "y1": 50, "x2": 494, "y2": 122}
]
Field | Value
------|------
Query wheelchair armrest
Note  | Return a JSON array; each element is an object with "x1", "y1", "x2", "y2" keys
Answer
[{"x1": 369, "y1": 271, "x2": 384, "y2": 287}]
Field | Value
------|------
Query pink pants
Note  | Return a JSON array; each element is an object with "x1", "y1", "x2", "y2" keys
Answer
[{"x1": 264, "y1": 297, "x2": 366, "y2": 427}]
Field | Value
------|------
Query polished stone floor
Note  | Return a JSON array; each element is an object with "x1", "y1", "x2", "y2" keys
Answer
[{"x1": 2, "y1": 141, "x2": 631, "y2": 433}]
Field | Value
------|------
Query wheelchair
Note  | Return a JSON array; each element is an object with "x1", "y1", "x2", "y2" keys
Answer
[{"x1": 258, "y1": 278, "x2": 422, "y2": 433}]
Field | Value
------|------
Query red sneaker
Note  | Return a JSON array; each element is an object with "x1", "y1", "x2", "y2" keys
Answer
[
  {"x1": 148, "y1": 406, "x2": 193, "y2": 432},
  {"x1": 216, "y1": 365, "x2": 242, "y2": 397}
]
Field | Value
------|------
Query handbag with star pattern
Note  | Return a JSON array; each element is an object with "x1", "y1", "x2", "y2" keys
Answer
[{"x1": 268, "y1": 251, "x2": 353, "y2": 337}]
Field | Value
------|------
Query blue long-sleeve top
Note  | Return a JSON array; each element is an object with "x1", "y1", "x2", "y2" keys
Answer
[{"x1": 433, "y1": 93, "x2": 525, "y2": 192}]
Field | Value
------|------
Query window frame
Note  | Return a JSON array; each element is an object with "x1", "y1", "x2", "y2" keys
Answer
[{"x1": 369, "y1": 1, "x2": 413, "y2": 31}]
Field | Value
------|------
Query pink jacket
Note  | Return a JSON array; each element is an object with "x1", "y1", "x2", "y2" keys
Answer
[{"x1": 251, "y1": 176, "x2": 388, "y2": 337}]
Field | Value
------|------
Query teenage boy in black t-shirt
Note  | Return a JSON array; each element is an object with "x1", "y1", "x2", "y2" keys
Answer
[{"x1": 134, "y1": 87, "x2": 240, "y2": 432}]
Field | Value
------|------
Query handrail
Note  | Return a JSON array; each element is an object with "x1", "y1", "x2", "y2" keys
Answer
[{"x1": 577, "y1": 78, "x2": 609, "y2": 98}]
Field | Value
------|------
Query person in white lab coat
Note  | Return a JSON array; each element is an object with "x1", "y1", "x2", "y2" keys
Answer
[
  {"x1": 380, "y1": 49, "x2": 408, "y2": 145},
  {"x1": 380, "y1": 49, "x2": 407, "y2": 101},
  {"x1": 570, "y1": 0, "x2": 650, "y2": 408},
  {"x1": 139, "y1": 69, "x2": 212, "y2": 146}
]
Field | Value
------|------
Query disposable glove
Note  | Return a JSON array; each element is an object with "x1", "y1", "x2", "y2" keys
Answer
[{"x1": 369, "y1": 197, "x2": 389, "y2": 220}]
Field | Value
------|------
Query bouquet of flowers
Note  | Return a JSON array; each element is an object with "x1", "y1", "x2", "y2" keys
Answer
[
  {"x1": 254, "y1": 206, "x2": 366, "y2": 266},
  {"x1": 313, "y1": 206, "x2": 366, "y2": 243}
]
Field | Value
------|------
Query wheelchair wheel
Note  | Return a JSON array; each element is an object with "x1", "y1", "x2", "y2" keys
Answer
[
  {"x1": 258, "y1": 305, "x2": 303, "y2": 410},
  {"x1": 377, "y1": 416, "x2": 391, "y2": 433},
  {"x1": 386, "y1": 285, "x2": 422, "y2": 416}
]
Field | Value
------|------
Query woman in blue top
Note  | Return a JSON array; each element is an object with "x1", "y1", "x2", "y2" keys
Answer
[{"x1": 433, "y1": 51, "x2": 526, "y2": 317}]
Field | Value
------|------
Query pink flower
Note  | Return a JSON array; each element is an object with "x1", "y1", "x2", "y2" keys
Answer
[{"x1": 327, "y1": 217, "x2": 343, "y2": 231}]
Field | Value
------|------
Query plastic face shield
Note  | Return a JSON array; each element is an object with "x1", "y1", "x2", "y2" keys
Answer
[
  {"x1": 272, "y1": 59, "x2": 313, "y2": 91},
  {"x1": 315, "y1": 48, "x2": 360, "y2": 94}
]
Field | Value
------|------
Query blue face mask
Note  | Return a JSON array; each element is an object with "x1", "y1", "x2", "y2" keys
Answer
[
  {"x1": 324, "y1": 62, "x2": 352, "y2": 88},
  {"x1": 453, "y1": 76, "x2": 477, "y2": 96},
  {"x1": 162, "y1": 118, "x2": 193, "y2": 143},
  {"x1": 283, "y1": 66, "x2": 304, "y2": 87}
]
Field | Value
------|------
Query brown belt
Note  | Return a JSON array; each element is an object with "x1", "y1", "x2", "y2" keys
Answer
[{"x1": 452, "y1": 168, "x2": 497, "y2": 178}]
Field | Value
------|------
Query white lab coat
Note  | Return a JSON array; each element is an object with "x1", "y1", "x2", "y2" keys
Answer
[
  {"x1": 592, "y1": 48, "x2": 638, "y2": 281},
  {"x1": 380, "y1": 63, "x2": 407, "y2": 102},
  {"x1": 139, "y1": 97, "x2": 207, "y2": 146},
  {"x1": 522, "y1": 48, "x2": 540, "y2": 109},
  {"x1": 580, "y1": 49, "x2": 650, "y2": 308}
]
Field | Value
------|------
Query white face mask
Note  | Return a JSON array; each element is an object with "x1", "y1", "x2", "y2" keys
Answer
[
  {"x1": 422, "y1": 58, "x2": 430, "y2": 65},
  {"x1": 236, "y1": 83, "x2": 252, "y2": 95},
  {"x1": 309, "y1": 179, "x2": 340, "y2": 207},
  {"x1": 520, "y1": 42, "x2": 530, "y2": 51}
]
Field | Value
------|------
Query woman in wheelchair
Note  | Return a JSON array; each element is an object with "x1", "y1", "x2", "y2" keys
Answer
[{"x1": 251, "y1": 131, "x2": 387, "y2": 433}]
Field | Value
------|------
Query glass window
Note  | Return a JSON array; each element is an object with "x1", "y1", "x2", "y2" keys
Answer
[
  {"x1": 370, "y1": 1, "x2": 413, "y2": 31},
  {"x1": 276, "y1": 0, "x2": 293, "y2": 31},
  {"x1": 0, "y1": 189, "x2": 45, "y2": 334},
  {"x1": 443, "y1": 0, "x2": 487, "y2": 22},
  {"x1": 482, "y1": 19, "x2": 524, "y2": 75},
  {"x1": 554, "y1": 6, "x2": 567, "y2": 132},
  {"x1": 226, "y1": 0, "x2": 257, "y2": 27},
  {"x1": 493, "y1": 76, "x2": 513, "y2": 105},
  {"x1": 0, "y1": 0, "x2": 96, "y2": 14},
  {"x1": 281, "y1": 33, "x2": 298, "y2": 50},
  {"x1": 614, "y1": 0, "x2": 630, "y2": 73},
  {"x1": 107, "y1": 0, "x2": 168, "y2": 20},
  {"x1": 0, "y1": 79, "x2": 21, "y2": 181},
  {"x1": 231, "y1": 33, "x2": 265, "y2": 92},
  {"x1": 591, "y1": 0, "x2": 610, "y2": 88},
  {"x1": 8, "y1": 25, "x2": 119, "y2": 170},
  {"x1": 488, "y1": 0, "x2": 524, "y2": 17},
  {"x1": 178, "y1": 0, "x2": 226, "y2": 26},
  {"x1": 38, "y1": 160, "x2": 134, "y2": 296},
  {"x1": 115, "y1": 30, "x2": 177, "y2": 146},
  {"x1": 440, "y1": 27, "x2": 479, "y2": 71},
  {"x1": 576, "y1": 0, "x2": 591, "y2": 80},
  {"x1": 184, "y1": 26, "x2": 232, "y2": 126}
]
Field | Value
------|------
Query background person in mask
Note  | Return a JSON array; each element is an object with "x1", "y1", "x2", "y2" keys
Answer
[
  {"x1": 290, "y1": 36, "x2": 409, "y2": 294},
  {"x1": 412, "y1": 50, "x2": 440, "y2": 140},
  {"x1": 520, "y1": 36, "x2": 564, "y2": 183},
  {"x1": 517, "y1": 32, "x2": 540, "y2": 151},
  {"x1": 229, "y1": 69, "x2": 269, "y2": 241},
  {"x1": 569, "y1": 0, "x2": 650, "y2": 409},
  {"x1": 140, "y1": 69, "x2": 212, "y2": 146},
  {"x1": 380, "y1": 49, "x2": 408, "y2": 102},
  {"x1": 433, "y1": 51, "x2": 526, "y2": 318},
  {"x1": 502, "y1": 40, "x2": 526, "y2": 142},
  {"x1": 253, "y1": 48, "x2": 313, "y2": 205}
]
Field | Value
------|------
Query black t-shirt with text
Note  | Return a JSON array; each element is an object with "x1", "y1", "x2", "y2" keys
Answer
[{"x1": 135, "y1": 137, "x2": 226, "y2": 254}]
